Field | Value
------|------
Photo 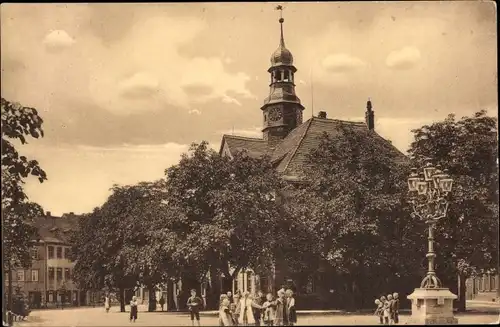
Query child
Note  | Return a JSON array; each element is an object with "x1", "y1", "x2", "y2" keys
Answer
[
  {"x1": 274, "y1": 289, "x2": 286, "y2": 326},
  {"x1": 263, "y1": 293, "x2": 276, "y2": 326},
  {"x1": 104, "y1": 295, "x2": 110, "y2": 313},
  {"x1": 187, "y1": 289, "x2": 203, "y2": 327},
  {"x1": 392, "y1": 293, "x2": 400, "y2": 324},
  {"x1": 374, "y1": 299, "x2": 383, "y2": 324},
  {"x1": 231, "y1": 294, "x2": 241, "y2": 326},
  {"x1": 129, "y1": 296, "x2": 138, "y2": 322},
  {"x1": 381, "y1": 295, "x2": 391, "y2": 325},
  {"x1": 285, "y1": 289, "x2": 296, "y2": 326},
  {"x1": 220, "y1": 297, "x2": 234, "y2": 326},
  {"x1": 219, "y1": 294, "x2": 229, "y2": 326},
  {"x1": 386, "y1": 294, "x2": 394, "y2": 325}
]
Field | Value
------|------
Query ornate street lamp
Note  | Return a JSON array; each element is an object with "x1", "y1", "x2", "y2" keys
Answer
[
  {"x1": 408, "y1": 161, "x2": 453, "y2": 288},
  {"x1": 407, "y1": 159, "x2": 458, "y2": 325}
]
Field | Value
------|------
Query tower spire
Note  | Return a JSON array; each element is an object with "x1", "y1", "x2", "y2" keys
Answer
[{"x1": 276, "y1": 5, "x2": 285, "y2": 47}]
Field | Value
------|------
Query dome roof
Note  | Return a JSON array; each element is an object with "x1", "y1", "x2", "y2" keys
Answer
[{"x1": 271, "y1": 45, "x2": 293, "y2": 66}]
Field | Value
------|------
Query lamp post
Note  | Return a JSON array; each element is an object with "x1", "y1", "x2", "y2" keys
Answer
[{"x1": 406, "y1": 159, "x2": 458, "y2": 325}]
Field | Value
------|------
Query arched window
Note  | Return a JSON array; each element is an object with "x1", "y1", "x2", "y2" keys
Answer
[{"x1": 284, "y1": 70, "x2": 290, "y2": 81}]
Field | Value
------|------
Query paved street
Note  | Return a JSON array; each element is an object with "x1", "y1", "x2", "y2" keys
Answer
[{"x1": 14, "y1": 305, "x2": 500, "y2": 326}]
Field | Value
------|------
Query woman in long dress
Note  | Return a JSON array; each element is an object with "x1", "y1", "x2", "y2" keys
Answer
[{"x1": 238, "y1": 292, "x2": 263, "y2": 326}]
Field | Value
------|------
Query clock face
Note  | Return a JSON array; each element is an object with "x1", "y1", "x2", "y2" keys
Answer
[{"x1": 268, "y1": 107, "x2": 283, "y2": 122}]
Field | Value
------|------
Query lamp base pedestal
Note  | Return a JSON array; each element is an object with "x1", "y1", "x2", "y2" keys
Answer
[{"x1": 406, "y1": 288, "x2": 458, "y2": 325}]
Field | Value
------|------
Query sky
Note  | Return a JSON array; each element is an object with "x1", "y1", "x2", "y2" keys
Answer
[{"x1": 1, "y1": 2, "x2": 497, "y2": 215}]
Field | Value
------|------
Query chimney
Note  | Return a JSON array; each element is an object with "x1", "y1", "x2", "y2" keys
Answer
[
  {"x1": 317, "y1": 111, "x2": 327, "y2": 119},
  {"x1": 46, "y1": 211, "x2": 51, "y2": 216},
  {"x1": 69, "y1": 212, "x2": 74, "y2": 215},
  {"x1": 365, "y1": 98, "x2": 374, "y2": 130}
]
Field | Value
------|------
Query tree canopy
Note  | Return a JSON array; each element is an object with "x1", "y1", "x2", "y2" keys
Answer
[
  {"x1": 1, "y1": 98, "x2": 46, "y2": 269},
  {"x1": 408, "y1": 110, "x2": 498, "y2": 310}
]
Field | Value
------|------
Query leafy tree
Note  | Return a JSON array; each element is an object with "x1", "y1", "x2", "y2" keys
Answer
[
  {"x1": 285, "y1": 124, "x2": 422, "y2": 309},
  {"x1": 163, "y1": 141, "x2": 288, "y2": 307},
  {"x1": 1, "y1": 98, "x2": 47, "y2": 269},
  {"x1": 408, "y1": 110, "x2": 498, "y2": 311},
  {"x1": 71, "y1": 181, "x2": 183, "y2": 312}
]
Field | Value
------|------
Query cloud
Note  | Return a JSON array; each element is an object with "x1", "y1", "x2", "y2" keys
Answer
[
  {"x1": 222, "y1": 94, "x2": 242, "y2": 106},
  {"x1": 188, "y1": 109, "x2": 202, "y2": 115},
  {"x1": 299, "y1": 79, "x2": 307, "y2": 85},
  {"x1": 23, "y1": 142, "x2": 189, "y2": 215},
  {"x1": 321, "y1": 53, "x2": 366, "y2": 73},
  {"x1": 119, "y1": 72, "x2": 159, "y2": 99},
  {"x1": 43, "y1": 30, "x2": 75, "y2": 52},
  {"x1": 224, "y1": 57, "x2": 234, "y2": 64},
  {"x1": 386, "y1": 46, "x2": 421, "y2": 70}
]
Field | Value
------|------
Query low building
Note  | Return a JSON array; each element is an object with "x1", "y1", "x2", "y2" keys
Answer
[{"x1": 5, "y1": 212, "x2": 99, "y2": 308}]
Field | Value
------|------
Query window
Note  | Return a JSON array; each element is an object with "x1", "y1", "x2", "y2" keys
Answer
[
  {"x1": 56, "y1": 247, "x2": 62, "y2": 259},
  {"x1": 31, "y1": 270, "x2": 39, "y2": 282},
  {"x1": 48, "y1": 246, "x2": 54, "y2": 259},
  {"x1": 17, "y1": 270, "x2": 25, "y2": 282},
  {"x1": 48, "y1": 267, "x2": 55, "y2": 280},
  {"x1": 31, "y1": 248, "x2": 39, "y2": 260},
  {"x1": 56, "y1": 268, "x2": 63, "y2": 280},
  {"x1": 64, "y1": 268, "x2": 71, "y2": 280}
]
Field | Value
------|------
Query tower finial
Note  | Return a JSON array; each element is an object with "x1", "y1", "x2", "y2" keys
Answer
[{"x1": 275, "y1": 5, "x2": 285, "y2": 47}]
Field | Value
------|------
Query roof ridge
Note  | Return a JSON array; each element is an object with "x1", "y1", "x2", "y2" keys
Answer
[
  {"x1": 222, "y1": 134, "x2": 265, "y2": 141},
  {"x1": 312, "y1": 117, "x2": 366, "y2": 125},
  {"x1": 282, "y1": 119, "x2": 314, "y2": 173}
]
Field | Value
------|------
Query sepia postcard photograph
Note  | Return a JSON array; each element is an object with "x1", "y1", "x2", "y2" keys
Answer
[{"x1": 1, "y1": 1, "x2": 498, "y2": 326}]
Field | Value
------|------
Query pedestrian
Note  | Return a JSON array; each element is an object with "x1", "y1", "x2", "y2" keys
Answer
[
  {"x1": 262, "y1": 293, "x2": 276, "y2": 326},
  {"x1": 374, "y1": 299, "x2": 383, "y2": 324},
  {"x1": 253, "y1": 291, "x2": 265, "y2": 326},
  {"x1": 129, "y1": 296, "x2": 138, "y2": 322},
  {"x1": 220, "y1": 297, "x2": 234, "y2": 326},
  {"x1": 380, "y1": 296, "x2": 390, "y2": 325},
  {"x1": 386, "y1": 294, "x2": 394, "y2": 325},
  {"x1": 104, "y1": 295, "x2": 110, "y2": 313},
  {"x1": 227, "y1": 291, "x2": 234, "y2": 304},
  {"x1": 159, "y1": 296, "x2": 165, "y2": 312},
  {"x1": 219, "y1": 294, "x2": 229, "y2": 326},
  {"x1": 187, "y1": 289, "x2": 203, "y2": 327},
  {"x1": 231, "y1": 294, "x2": 241, "y2": 326},
  {"x1": 273, "y1": 289, "x2": 286, "y2": 326},
  {"x1": 392, "y1": 293, "x2": 400, "y2": 324},
  {"x1": 239, "y1": 292, "x2": 263, "y2": 326},
  {"x1": 285, "y1": 289, "x2": 296, "y2": 326}
]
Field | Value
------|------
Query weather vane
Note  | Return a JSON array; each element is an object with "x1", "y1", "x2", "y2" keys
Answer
[{"x1": 275, "y1": 5, "x2": 284, "y2": 20}]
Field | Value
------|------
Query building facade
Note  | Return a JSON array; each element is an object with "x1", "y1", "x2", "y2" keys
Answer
[{"x1": 5, "y1": 212, "x2": 98, "y2": 308}]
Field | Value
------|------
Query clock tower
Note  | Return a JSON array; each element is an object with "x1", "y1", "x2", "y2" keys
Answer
[{"x1": 261, "y1": 13, "x2": 304, "y2": 147}]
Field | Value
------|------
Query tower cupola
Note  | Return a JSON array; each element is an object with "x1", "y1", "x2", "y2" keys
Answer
[{"x1": 261, "y1": 6, "x2": 305, "y2": 148}]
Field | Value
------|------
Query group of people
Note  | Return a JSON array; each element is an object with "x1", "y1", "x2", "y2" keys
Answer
[
  {"x1": 217, "y1": 288, "x2": 296, "y2": 327},
  {"x1": 374, "y1": 293, "x2": 399, "y2": 325}
]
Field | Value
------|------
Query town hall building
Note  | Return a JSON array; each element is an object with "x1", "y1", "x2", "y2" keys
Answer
[{"x1": 218, "y1": 14, "x2": 407, "y2": 296}]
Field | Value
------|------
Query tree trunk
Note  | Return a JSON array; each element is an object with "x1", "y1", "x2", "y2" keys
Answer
[
  {"x1": 119, "y1": 287, "x2": 125, "y2": 312},
  {"x1": 166, "y1": 279, "x2": 175, "y2": 312},
  {"x1": 457, "y1": 273, "x2": 467, "y2": 312},
  {"x1": 148, "y1": 285, "x2": 156, "y2": 312}
]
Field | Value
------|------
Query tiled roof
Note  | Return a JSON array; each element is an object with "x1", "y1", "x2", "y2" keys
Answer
[
  {"x1": 219, "y1": 117, "x2": 408, "y2": 178},
  {"x1": 32, "y1": 215, "x2": 79, "y2": 244},
  {"x1": 220, "y1": 135, "x2": 270, "y2": 158},
  {"x1": 271, "y1": 117, "x2": 408, "y2": 177}
]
